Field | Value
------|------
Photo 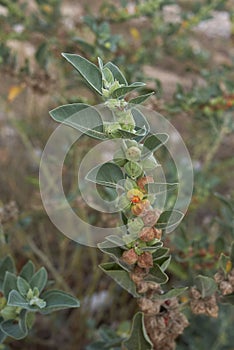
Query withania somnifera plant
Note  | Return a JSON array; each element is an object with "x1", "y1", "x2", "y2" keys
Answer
[
  {"x1": 49, "y1": 54, "x2": 234, "y2": 350},
  {"x1": 0, "y1": 204, "x2": 80, "y2": 344}
]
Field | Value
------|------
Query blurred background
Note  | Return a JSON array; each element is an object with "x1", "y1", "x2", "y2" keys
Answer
[{"x1": 0, "y1": 0, "x2": 234, "y2": 349}]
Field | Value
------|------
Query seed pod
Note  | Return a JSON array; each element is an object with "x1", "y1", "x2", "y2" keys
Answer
[
  {"x1": 125, "y1": 146, "x2": 141, "y2": 161},
  {"x1": 124, "y1": 161, "x2": 143, "y2": 179},
  {"x1": 122, "y1": 248, "x2": 138, "y2": 265},
  {"x1": 137, "y1": 251, "x2": 153, "y2": 268},
  {"x1": 142, "y1": 209, "x2": 161, "y2": 226},
  {"x1": 139, "y1": 227, "x2": 155, "y2": 242}
]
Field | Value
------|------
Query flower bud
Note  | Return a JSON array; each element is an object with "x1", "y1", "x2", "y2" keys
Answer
[
  {"x1": 137, "y1": 252, "x2": 153, "y2": 268},
  {"x1": 131, "y1": 199, "x2": 150, "y2": 216},
  {"x1": 124, "y1": 161, "x2": 143, "y2": 179},
  {"x1": 142, "y1": 209, "x2": 161, "y2": 226},
  {"x1": 125, "y1": 146, "x2": 141, "y2": 161},
  {"x1": 139, "y1": 227, "x2": 155, "y2": 242},
  {"x1": 104, "y1": 122, "x2": 121, "y2": 138},
  {"x1": 122, "y1": 248, "x2": 138, "y2": 265},
  {"x1": 127, "y1": 189, "x2": 144, "y2": 201}
]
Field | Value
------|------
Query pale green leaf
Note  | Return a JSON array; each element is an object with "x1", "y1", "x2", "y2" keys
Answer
[
  {"x1": 62, "y1": 53, "x2": 102, "y2": 94},
  {"x1": 122, "y1": 312, "x2": 153, "y2": 350}
]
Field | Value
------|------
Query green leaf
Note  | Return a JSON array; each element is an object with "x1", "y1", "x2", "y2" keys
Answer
[
  {"x1": 7, "y1": 290, "x2": 28, "y2": 308},
  {"x1": 30, "y1": 267, "x2": 48, "y2": 293},
  {"x1": 155, "y1": 210, "x2": 184, "y2": 231},
  {"x1": 86, "y1": 162, "x2": 124, "y2": 188},
  {"x1": 218, "y1": 253, "x2": 231, "y2": 276},
  {"x1": 105, "y1": 234, "x2": 125, "y2": 247},
  {"x1": 0, "y1": 256, "x2": 15, "y2": 290},
  {"x1": 49, "y1": 103, "x2": 106, "y2": 140},
  {"x1": 131, "y1": 108, "x2": 150, "y2": 140},
  {"x1": 17, "y1": 277, "x2": 30, "y2": 297},
  {"x1": 41, "y1": 290, "x2": 80, "y2": 312},
  {"x1": 129, "y1": 92, "x2": 154, "y2": 105},
  {"x1": 152, "y1": 247, "x2": 169, "y2": 260},
  {"x1": 98, "y1": 240, "x2": 129, "y2": 272},
  {"x1": 99, "y1": 262, "x2": 139, "y2": 297},
  {"x1": 141, "y1": 133, "x2": 169, "y2": 159},
  {"x1": 147, "y1": 182, "x2": 178, "y2": 195},
  {"x1": 154, "y1": 256, "x2": 171, "y2": 271},
  {"x1": 0, "y1": 328, "x2": 6, "y2": 343},
  {"x1": 144, "y1": 264, "x2": 168, "y2": 284},
  {"x1": 102, "y1": 67, "x2": 114, "y2": 84},
  {"x1": 194, "y1": 275, "x2": 217, "y2": 298},
  {"x1": 154, "y1": 287, "x2": 188, "y2": 300},
  {"x1": 117, "y1": 127, "x2": 147, "y2": 140},
  {"x1": 2, "y1": 272, "x2": 17, "y2": 299},
  {"x1": 104, "y1": 62, "x2": 128, "y2": 85},
  {"x1": 0, "y1": 309, "x2": 28, "y2": 340},
  {"x1": 111, "y1": 82, "x2": 145, "y2": 99},
  {"x1": 61, "y1": 53, "x2": 102, "y2": 94},
  {"x1": 19, "y1": 260, "x2": 35, "y2": 282},
  {"x1": 122, "y1": 312, "x2": 153, "y2": 350}
]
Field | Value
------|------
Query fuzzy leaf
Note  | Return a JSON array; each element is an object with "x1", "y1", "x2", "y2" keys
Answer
[
  {"x1": 111, "y1": 82, "x2": 145, "y2": 99},
  {"x1": 19, "y1": 260, "x2": 35, "y2": 282},
  {"x1": 86, "y1": 162, "x2": 124, "y2": 188},
  {"x1": 154, "y1": 256, "x2": 171, "y2": 271},
  {"x1": 98, "y1": 240, "x2": 129, "y2": 272},
  {"x1": 0, "y1": 256, "x2": 15, "y2": 290},
  {"x1": 0, "y1": 328, "x2": 6, "y2": 344},
  {"x1": 29, "y1": 267, "x2": 48, "y2": 293},
  {"x1": 40, "y1": 290, "x2": 79, "y2": 312},
  {"x1": 131, "y1": 108, "x2": 150, "y2": 140},
  {"x1": 218, "y1": 253, "x2": 231, "y2": 276},
  {"x1": 104, "y1": 62, "x2": 127, "y2": 85},
  {"x1": 144, "y1": 264, "x2": 168, "y2": 284},
  {"x1": 147, "y1": 182, "x2": 178, "y2": 195},
  {"x1": 62, "y1": 53, "x2": 102, "y2": 94},
  {"x1": 129, "y1": 92, "x2": 154, "y2": 105},
  {"x1": 7, "y1": 290, "x2": 29, "y2": 308},
  {"x1": 141, "y1": 133, "x2": 169, "y2": 159},
  {"x1": 2, "y1": 272, "x2": 17, "y2": 299},
  {"x1": 17, "y1": 277, "x2": 30, "y2": 297},
  {"x1": 152, "y1": 247, "x2": 169, "y2": 260},
  {"x1": 99, "y1": 262, "x2": 139, "y2": 297},
  {"x1": 0, "y1": 309, "x2": 28, "y2": 340},
  {"x1": 194, "y1": 275, "x2": 217, "y2": 298},
  {"x1": 155, "y1": 210, "x2": 184, "y2": 231},
  {"x1": 122, "y1": 312, "x2": 153, "y2": 350},
  {"x1": 49, "y1": 103, "x2": 106, "y2": 140},
  {"x1": 154, "y1": 287, "x2": 188, "y2": 300}
]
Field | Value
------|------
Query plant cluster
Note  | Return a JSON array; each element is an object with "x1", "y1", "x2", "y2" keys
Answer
[{"x1": 49, "y1": 53, "x2": 234, "y2": 349}]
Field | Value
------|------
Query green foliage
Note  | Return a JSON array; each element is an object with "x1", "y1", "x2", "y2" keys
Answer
[
  {"x1": 122, "y1": 312, "x2": 153, "y2": 350},
  {"x1": 99, "y1": 262, "x2": 139, "y2": 297},
  {"x1": 0, "y1": 257, "x2": 79, "y2": 343},
  {"x1": 194, "y1": 275, "x2": 217, "y2": 298}
]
